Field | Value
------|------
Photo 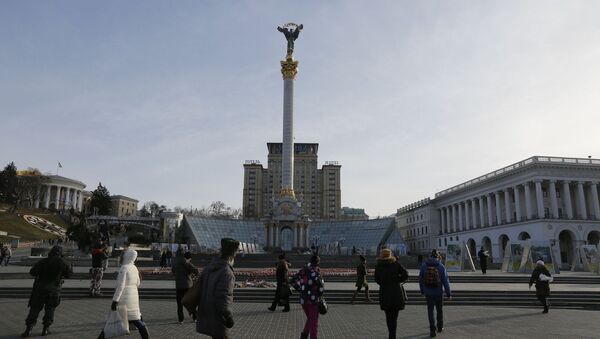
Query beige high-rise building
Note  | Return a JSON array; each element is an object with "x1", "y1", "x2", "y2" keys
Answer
[{"x1": 243, "y1": 142, "x2": 341, "y2": 220}]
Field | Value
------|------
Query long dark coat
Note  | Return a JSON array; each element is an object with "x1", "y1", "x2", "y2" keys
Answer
[
  {"x1": 196, "y1": 257, "x2": 235, "y2": 338},
  {"x1": 172, "y1": 256, "x2": 199, "y2": 289},
  {"x1": 275, "y1": 259, "x2": 290, "y2": 298},
  {"x1": 529, "y1": 265, "x2": 551, "y2": 297},
  {"x1": 374, "y1": 258, "x2": 408, "y2": 311},
  {"x1": 28, "y1": 251, "x2": 72, "y2": 308},
  {"x1": 478, "y1": 250, "x2": 488, "y2": 270}
]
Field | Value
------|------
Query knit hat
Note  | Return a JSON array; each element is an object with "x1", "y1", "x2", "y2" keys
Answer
[
  {"x1": 536, "y1": 260, "x2": 544, "y2": 266},
  {"x1": 380, "y1": 249, "x2": 392, "y2": 259},
  {"x1": 221, "y1": 238, "x2": 240, "y2": 257}
]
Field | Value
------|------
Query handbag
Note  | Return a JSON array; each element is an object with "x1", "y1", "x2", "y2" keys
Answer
[
  {"x1": 182, "y1": 274, "x2": 203, "y2": 315},
  {"x1": 318, "y1": 297, "x2": 328, "y2": 315},
  {"x1": 400, "y1": 282, "x2": 408, "y2": 301},
  {"x1": 103, "y1": 306, "x2": 129, "y2": 338}
]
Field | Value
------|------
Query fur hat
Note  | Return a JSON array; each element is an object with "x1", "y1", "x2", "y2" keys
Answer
[{"x1": 221, "y1": 238, "x2": 240, "y2": 257}]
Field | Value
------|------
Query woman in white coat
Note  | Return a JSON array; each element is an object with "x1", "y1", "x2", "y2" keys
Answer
[{"x1": 98, "y1": 248, "x2": 149, "y2": 339}]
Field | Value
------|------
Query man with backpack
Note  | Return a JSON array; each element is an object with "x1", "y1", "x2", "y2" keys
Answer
[{"x1": 419, "y1": 249, "x2": 451, "y2": 338}]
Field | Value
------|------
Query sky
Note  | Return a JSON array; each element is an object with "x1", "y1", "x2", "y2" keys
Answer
[{"x1": 1, "y1": 1, "x2": 600, "y2": 217}]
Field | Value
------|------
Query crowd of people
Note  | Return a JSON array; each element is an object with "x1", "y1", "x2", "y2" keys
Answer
[{"x1": 17, "y1": 238, "x2": 553, "y2": 339}]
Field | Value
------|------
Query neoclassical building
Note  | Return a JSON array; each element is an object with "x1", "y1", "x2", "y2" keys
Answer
[
  {"x1": 397, "y1": 156, "x2": 600, "y2": 268},
  {"x1": 35, "y1": 175, "x2": 87, "y2": 212}
]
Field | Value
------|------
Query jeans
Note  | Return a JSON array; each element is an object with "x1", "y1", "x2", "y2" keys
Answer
[
  {"x1": 302, "y1": 303, "x2": 319, "y2": 339},
  {"x1": 384, "y1": 309, "x2": 400, "y2": 339},
  {"x1": 426, "y1": 295, "x2": 443, "y2": 332}
]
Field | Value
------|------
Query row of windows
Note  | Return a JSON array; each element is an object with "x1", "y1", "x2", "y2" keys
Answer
[{"x1": 406, "y1": 213, "x2": 424, "y2": 223}]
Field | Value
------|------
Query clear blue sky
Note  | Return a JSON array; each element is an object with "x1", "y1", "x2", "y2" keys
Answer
[{"x1": 2, "y1": 1, "x2": 600, "y2": 217}]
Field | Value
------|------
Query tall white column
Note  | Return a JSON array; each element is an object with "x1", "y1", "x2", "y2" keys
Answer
[
  {"x1": 458, "y1": 203, "x2": 464, "y2": 231},
  {"x1": 72, "y1": 190, "x2": 77, "y2": 209},
  {"x1": 44, "y1": 185, "x2": 51, "y2": 209},
  {"x1": 471, "y1": 200, "x2": 477, "y2": 228},
  {"x1": 486, "y1": 194, "x2": 494, "y2": 226},
  {"x1": 465, "y1": 201, "x2": 470, "y2": 230},
  {"x1": 577, "y1": 181, "x2": 588, "y2": 219},
  {"x1": 34, "y1": 186, "x2": 41, "y2": 208},
  {"x1": 54, "y1": 186, "x2": 61, "y2": 209},
  {"x1": 478, "y1": 196, "x2": 485, "y2": 228},
  {"x1": 535, "y1": 180, "x2": 545, "y2": 219},
  {"x1": 513, "y1": 186, "x2": 522, "y2": 222},
  {"x1": 504, "y1": 189, "x2": 512, "y2": 223},
  {"x1": 452, "y1": 204, "x2": 457, "y2": 232},
  {"x1": 304, "y1": 225, "x2": 309, "y2": 248},
  {"x1": 445, "y1": 208, "x2": 451, "y2": 233},
  {"x1": 524, "y1": 182, "x2": 533, "y2": 220},
  {"x1": 440, "y1": 209, "x2": 445, "y2": 234},
  {"x1": 280, "y1": 57, "x2": 298, "y2": 191},
  {"x1": 562, "y1": 181, "x2": 573, "y2": 219},
  {"x1": 549, "y1": 180, "x2": 559, "y2": 218},
  {"x1": 296, "y1": 226, "x2": 300, "y2": 248},
  {"x1": 590, "y1": 182, "x2": 600, "y2": 220},
  {"x1": 494, "y1": 192, "x2": 502, "y2": 225},
  {"x1": 64, "y1": 188, "x2": 71, "y2": 208}
]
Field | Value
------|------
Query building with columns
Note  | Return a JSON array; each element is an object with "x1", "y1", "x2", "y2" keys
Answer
[
  {"x1": 35, "y1": 175, "x2": 86, "y2": 212},
  {"x1": 397, "y1": 156, "x2": 600, "y2": 269}
]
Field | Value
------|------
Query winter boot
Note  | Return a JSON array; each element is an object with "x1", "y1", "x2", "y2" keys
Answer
[
  {"x1": 20, "y1": 325, "x2": 33, "y2": 338},
  {"x1": 350, "y1": 291, "x2": 357, "y2": 304},
  {"x1": 365, "y1": 290, "x2": 372, "y2": 302},
  {"x1": 542, "y1": 306, "x2": 549, "y2": 313},
  {"x1": 41, "y1": 325, "x2": 51, "y2": 336},
  {"x1": 300, "y1": 332, "x2": 308, "y2": 339}
]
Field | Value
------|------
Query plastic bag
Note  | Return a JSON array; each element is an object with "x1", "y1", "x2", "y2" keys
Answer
[{"x1": 103, "y1": 306, "x2": 129, "y2": 338}]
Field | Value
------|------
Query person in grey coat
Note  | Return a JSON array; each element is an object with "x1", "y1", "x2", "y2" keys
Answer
[
  {"x1": 172, "y1": 250, "x2": 199, "y2": 323},
  {"x1": 196, "y1": 238, "x2": 239, "y2": 339}
]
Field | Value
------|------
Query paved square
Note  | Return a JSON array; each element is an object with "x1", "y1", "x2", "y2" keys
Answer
[{"x1": 0, "y1": 298, "x2": 599, "y2": 338}]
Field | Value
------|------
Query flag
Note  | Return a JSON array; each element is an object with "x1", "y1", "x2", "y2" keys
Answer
[{"x1": 58, "y1": 162, "x2": 62, "y2": 168}]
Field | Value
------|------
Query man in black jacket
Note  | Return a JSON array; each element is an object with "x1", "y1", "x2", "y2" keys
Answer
[
  {"x1": 268, "y1": 253, "x2": 291, "y2": 312},
  {"x1": 21, "y1": 245, "x2": 73, "y2": 337},
  {"x1": 172, "y1": 249, "x2": 199, "y2": 323}
]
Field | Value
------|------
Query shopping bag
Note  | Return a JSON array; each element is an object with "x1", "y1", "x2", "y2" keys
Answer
[{"x1": 103, "y1": 306, "x2": 129, "y2": 338}]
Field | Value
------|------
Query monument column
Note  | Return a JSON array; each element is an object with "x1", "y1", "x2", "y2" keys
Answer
[{"x1": 280, "y1": 54, "x2": 299, "y2": 194}]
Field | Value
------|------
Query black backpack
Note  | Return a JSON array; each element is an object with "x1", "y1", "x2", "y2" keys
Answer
[{"x1": 421, "y1": 264, "x2": 441, "y2": 288}]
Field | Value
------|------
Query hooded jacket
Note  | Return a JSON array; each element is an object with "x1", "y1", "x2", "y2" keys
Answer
[
  {"x1": 113, "y1": 249, "x2": 142, "y2": 320},
  {"x1": 418, "y1": 257, "x2": 451, "y2": 298},
  {"x1": 374, "y1": 257, "x2": 408, "y2": 310},
  {"x1": 196, "y1": 257, "x2": 235, "y2": 338}
]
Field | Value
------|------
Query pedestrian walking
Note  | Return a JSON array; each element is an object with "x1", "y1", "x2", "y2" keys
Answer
[
  {"x1": 98, "y1": 248, "x2": 149, "y2": 339},
  {"x1": 269, "y1": 253, "x2": 291, "y2": 312},
  {"x1": 172, "y1": 249, "x2": 199, "y2": 323},
  {"x1": 90, "y1": 243, "x2": 109, "y2": 296},
  {"x1": 529, "y1": 259, "x2": 552, "y2": 313},
  {"x1": 3, "y1": 244, "x2": 12, "y2": 266},
  {"x1": 165, "y1": 248, "x2": 173, "y2": 267},
  {"x1": 351, "y1": 255, "x2": 372, "y2": 304},
  {"x1": 477, "y1": 247, "x2": 489, "y2": 275},
  {"x1": 159, "y1": 249, "x2": 166, "y2": 268},
  {"x1": 196, "y1": 238, "x2": 239, "y2": 339},
  {"x1": 419, "y1": 249, "x2": 451, "y2": 338},
  {"x1": 291, "y1": 255, "x2": 324, "y2": 339},
  {"x1": 0, "y1": 243, "x2": 6, "y2": 266},
  {"x1": 374, "y1": 249, "x2": 409, "y2": 339},
  {"x1": 21, "y1": 245, "x2": 73, "y2": 337}
]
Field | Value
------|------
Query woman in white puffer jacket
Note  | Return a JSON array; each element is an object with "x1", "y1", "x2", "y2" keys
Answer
[{"x1": 98, "y1": 248, "x2": 149, "y2": 339}]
